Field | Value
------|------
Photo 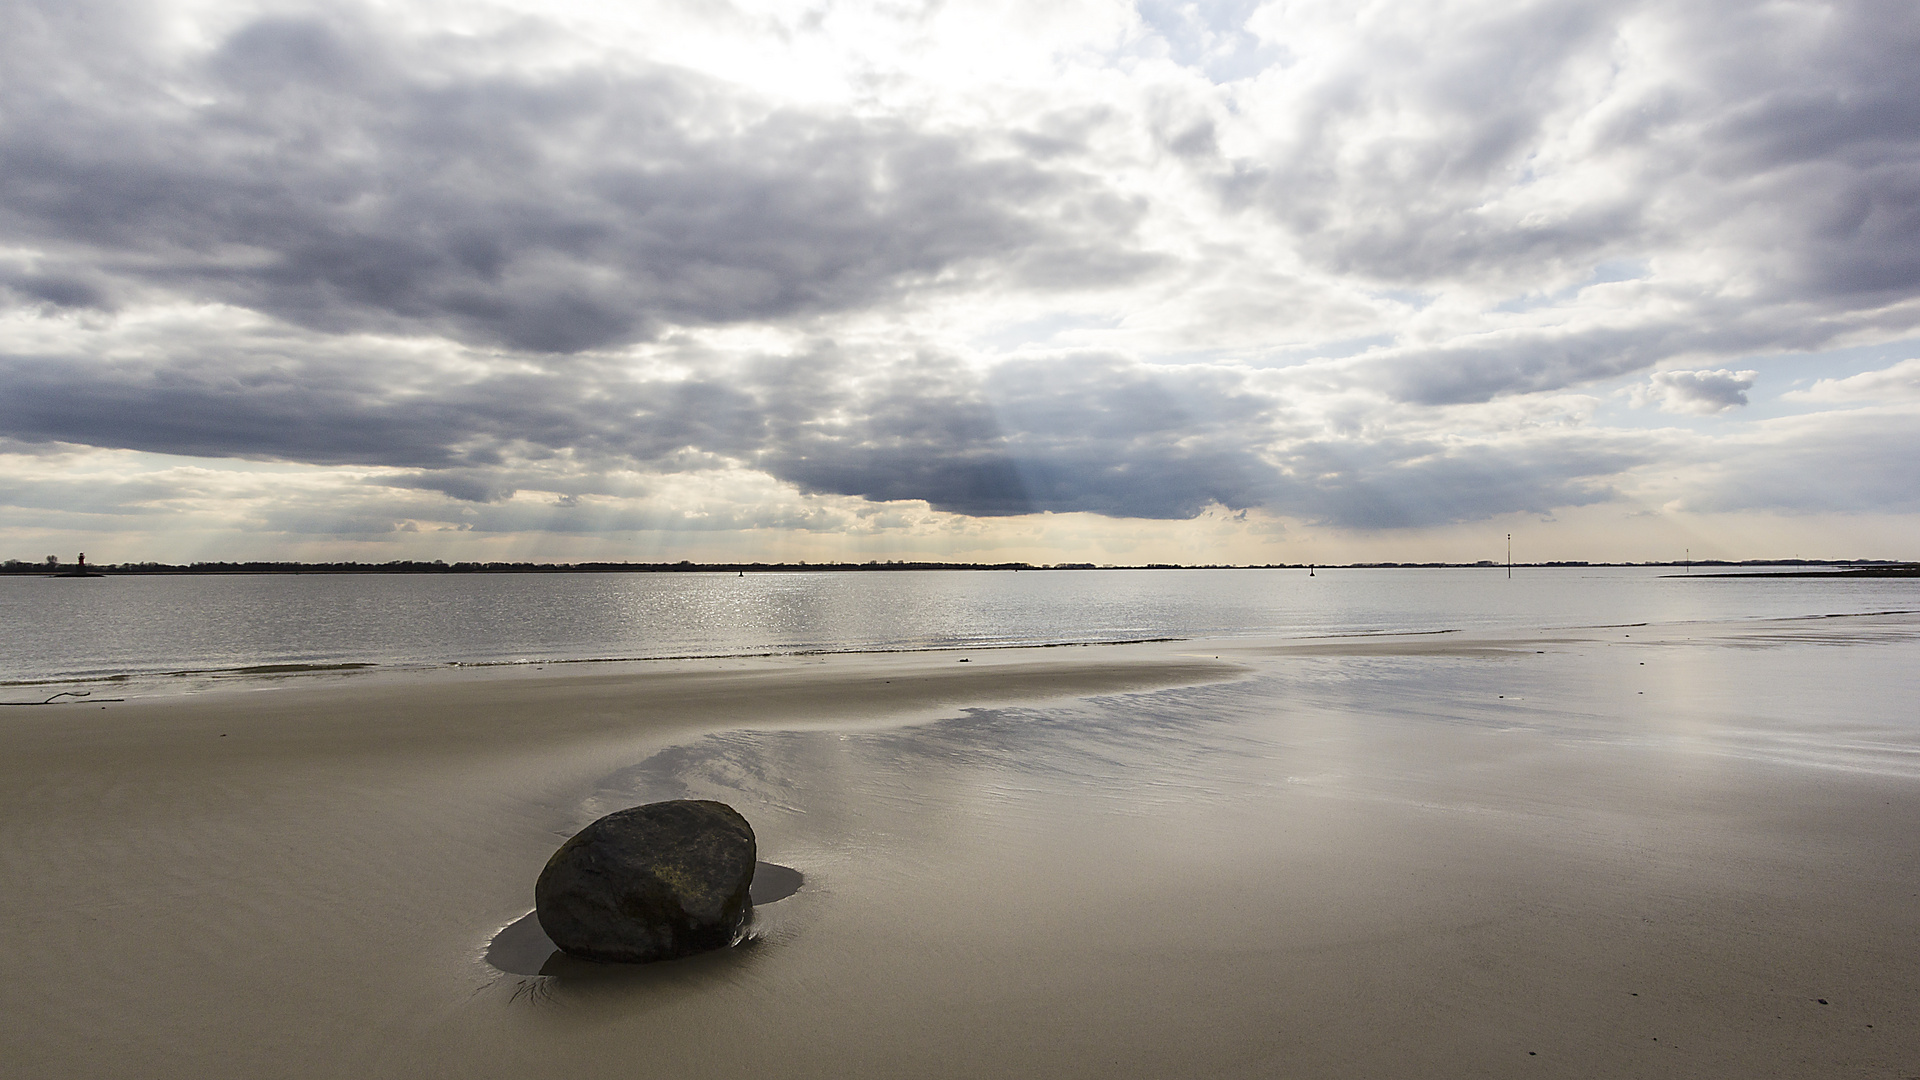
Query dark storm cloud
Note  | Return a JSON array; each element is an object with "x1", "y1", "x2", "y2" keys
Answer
[
  {"x1": 0, "y1": 354, "x2": 477, "y2": 468},
  {"x1": 732, "y1": 350, "x2": 1043, "y2": 515},
  {"x1": 756, "y1": 353, "x2": 1282, "y2": 518},
  {"x1": 381, "y1": 470, "x2": 518, "y2": 504},
  {"x1": 0, "y1": 337, "x2": 1631, "y2": 529},
  {"x1": 0, "y1": 340, "x2": 774, "y2": 478},
  {"x1": 751, "y1": 351, "x2": 1636, "y2": 526},
  {"x1": 0, "y1": 260, "x2": 115, "y2": 310},
  {"x1": 0, "y1": 4, "x2": 1157, "y2": 353}
]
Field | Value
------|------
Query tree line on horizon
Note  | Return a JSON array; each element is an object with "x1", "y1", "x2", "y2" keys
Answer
[{"x1": 4, "y1": 557, "x2": 1908, "y2": 575}]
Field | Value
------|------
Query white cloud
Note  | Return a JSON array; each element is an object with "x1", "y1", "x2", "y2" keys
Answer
[
  {"x1": 1629, "y1": 369, "x2": 1758, "y2": 415},
  {"x1": 1788, "y1": 357, "x2": 1920, "y2": 403}
]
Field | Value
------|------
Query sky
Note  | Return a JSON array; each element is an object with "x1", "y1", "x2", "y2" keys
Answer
[{"x1": 3, "y1": 0, "x2": 1918, "y2": 566}]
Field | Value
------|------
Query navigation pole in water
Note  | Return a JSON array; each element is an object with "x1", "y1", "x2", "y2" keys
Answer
[{"x1": 1507, "y1": 534, "x2": 1512, "y2": 579}]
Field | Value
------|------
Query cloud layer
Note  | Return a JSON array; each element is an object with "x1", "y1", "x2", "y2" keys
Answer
[
  {"x1": 3, "y1": 0, "x2": 1919, "y2": 555},
  {"x1": 3, "y1": 7, "x2": 1159, "y2": 353}
]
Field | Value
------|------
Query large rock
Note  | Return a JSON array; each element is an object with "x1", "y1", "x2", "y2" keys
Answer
[{"x1": 535, "y1": 800, "x2": 756, "y2": 964}]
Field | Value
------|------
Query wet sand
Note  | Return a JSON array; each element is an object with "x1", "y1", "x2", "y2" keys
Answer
[{"x1": 3, "y1": 619, "x2": 1918, "y2": 1078}]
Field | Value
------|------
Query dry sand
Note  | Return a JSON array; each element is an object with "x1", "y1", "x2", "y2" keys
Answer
[{"x1": 2, "y1": 620, "x2": 1917, "y2": 1078}]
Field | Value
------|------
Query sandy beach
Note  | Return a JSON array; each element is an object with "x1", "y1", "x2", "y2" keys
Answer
[{"x1": 4, "y1": 616, "x2": 1918, "y2": 1078}]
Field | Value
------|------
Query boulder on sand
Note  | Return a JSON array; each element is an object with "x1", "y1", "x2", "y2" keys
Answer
[{"x1": 535, "y1": 799, "x2": 756, "y2": 964}]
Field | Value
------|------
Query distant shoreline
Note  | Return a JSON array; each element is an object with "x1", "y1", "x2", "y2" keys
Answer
[
  {"x1": 7, "y1": 559, "x2": 1918, "y2": 576},
  {"x1": 3, "y1": 558, "x2": 1913, "y2": 576},
  {"x1": 1677, "y1": 566, "x2": 1920, "y2": 578}
]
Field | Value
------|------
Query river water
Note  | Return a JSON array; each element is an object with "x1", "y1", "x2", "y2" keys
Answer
[{"x1": 3, "y1": 566, "x2": 1914, "y2": 691}]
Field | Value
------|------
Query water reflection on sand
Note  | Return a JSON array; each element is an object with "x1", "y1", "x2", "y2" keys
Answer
[{"x1": 479, "y1": 612, "x2": 1920, "y2": 1080}]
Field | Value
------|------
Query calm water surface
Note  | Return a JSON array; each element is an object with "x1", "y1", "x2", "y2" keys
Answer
[{"x1": 3, "y1": 567, "x2": 1914, "y2": 689}]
